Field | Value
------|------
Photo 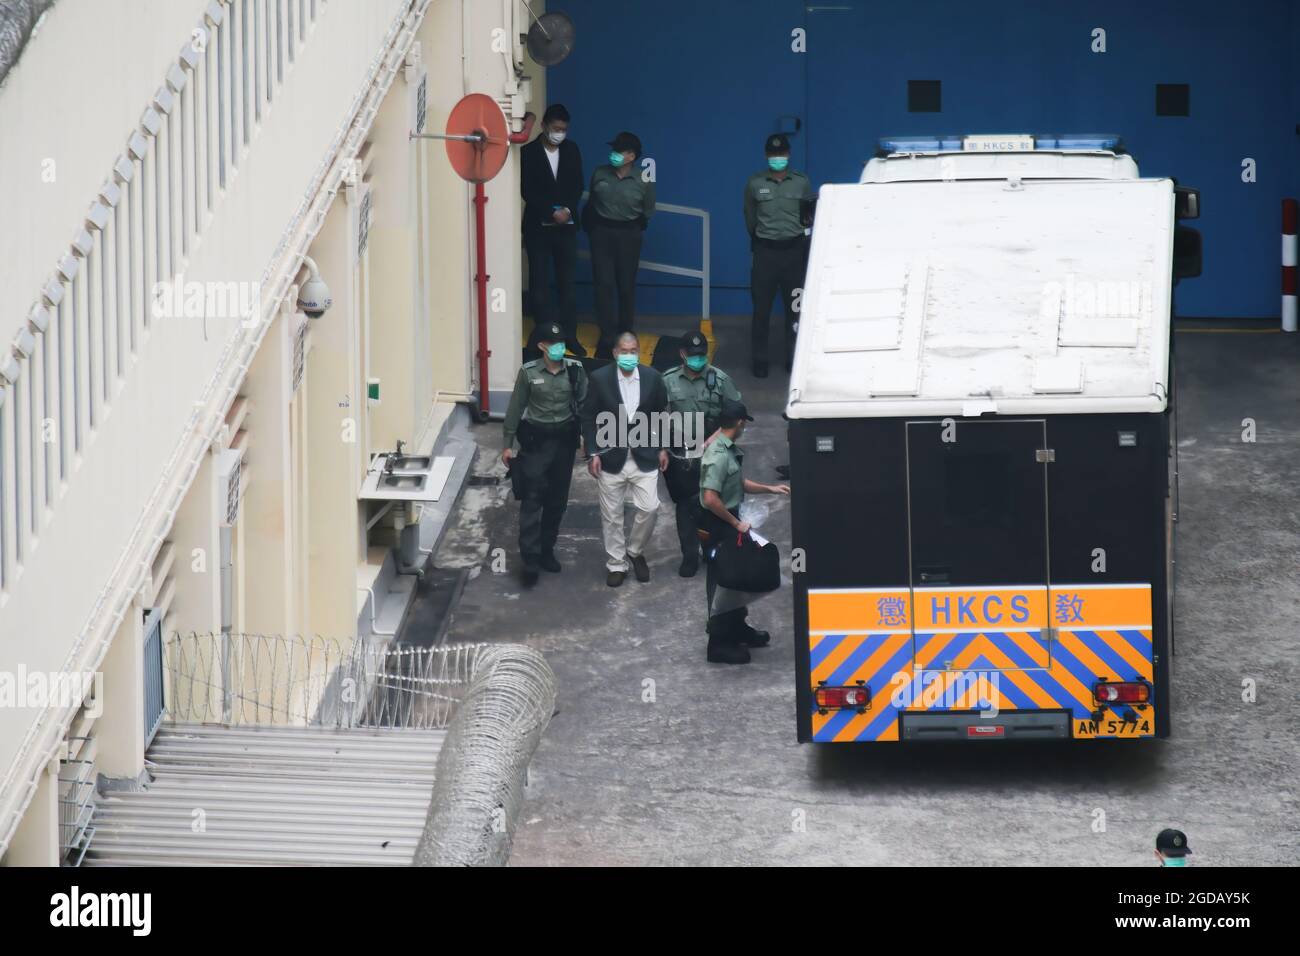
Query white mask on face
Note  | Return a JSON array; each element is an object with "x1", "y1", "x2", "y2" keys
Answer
[{"x1": 547, "y1": 129, "x2": 567, "y2": 145}]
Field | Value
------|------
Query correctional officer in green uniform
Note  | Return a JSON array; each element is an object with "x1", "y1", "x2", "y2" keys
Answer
[
  {"x1": 585, "y1": 131, "x2": 656, "y2": 358},
  {"x1": 698, "y1": 400, "x2": 789, "y2": 664},
  {"x1": 502, "y1": 321, "x2": 588, "y2": 585},
  {"x1": 663, "y1": 330, "x2": 741, "y2": 578},
  {"x1": 743, "y1": 133, "x2": 812, "y2": 377}
]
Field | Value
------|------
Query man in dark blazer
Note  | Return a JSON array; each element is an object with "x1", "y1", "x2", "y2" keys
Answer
[
  {"x1": 582, "y1": 332, "x2": 669, "y2": 586},
  {"x1": 521, "y1": 104, "x2": 585, "y2": 355}
]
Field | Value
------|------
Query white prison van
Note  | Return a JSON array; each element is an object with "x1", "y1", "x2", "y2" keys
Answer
[{"x1": 788, "y1": 135, "x2": 1200, "y2": 743}]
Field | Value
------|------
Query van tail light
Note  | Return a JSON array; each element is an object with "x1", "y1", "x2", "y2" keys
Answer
[
  {"x1": 1094, "y1": 681, "x2": 1150, "y2": 705},
  {"x1": 815, "y1": 685, "x2": 870, "y2": 710}
]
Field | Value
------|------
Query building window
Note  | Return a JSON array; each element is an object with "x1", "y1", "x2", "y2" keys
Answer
[
  {"x1": 1156, "y1": 84, "x2": 1190, "y2": 117},
  {"x1": 908, "y1": 80, "x2": 941, "y2": 113}
]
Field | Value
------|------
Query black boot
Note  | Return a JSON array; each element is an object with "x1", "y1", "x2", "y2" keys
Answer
[
  {"x1": 539, "y1": 552, "x2": 562, "y2": 573},
  {"x1": 735, "y1": 620, "x2": 771, "y2": 647},
  {"x1": 707, "y1": 637, "x2": 751, "y2": 664},
  {"x1": 706, "y1": 613, "x2": 751, "y2": 664}
]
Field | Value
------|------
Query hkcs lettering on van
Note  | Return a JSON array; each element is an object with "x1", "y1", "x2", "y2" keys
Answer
[{"x1": 930, "y1": 593, "x2": 1031, "y2": 626}]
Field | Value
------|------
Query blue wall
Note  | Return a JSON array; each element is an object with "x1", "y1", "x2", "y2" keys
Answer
[{"x1": 547, "y1": 0, "x2": 1300, "y2": 319}]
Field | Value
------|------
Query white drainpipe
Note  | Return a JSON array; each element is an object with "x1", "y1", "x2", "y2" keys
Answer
[{"x1": 358, "y1": 584, "x2": 398, "y2": 637}]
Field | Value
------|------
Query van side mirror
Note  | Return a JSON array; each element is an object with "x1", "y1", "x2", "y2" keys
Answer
[
  {"x1": 1173, "y1": 225, "x2": 1202, "y2": 281},
  {"x1": 1174, "y1": 186, "x2": 1200, "y2": 220}
]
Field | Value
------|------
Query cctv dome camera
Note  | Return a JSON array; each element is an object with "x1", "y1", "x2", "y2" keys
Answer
[{"x1": 296, "y1": 256, "x2": 332, "y2": 318}]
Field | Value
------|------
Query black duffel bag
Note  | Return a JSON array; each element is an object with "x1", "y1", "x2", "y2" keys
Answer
[
  {"x1": 712, "y1": 530, "x2": 781, "y2": 594},
  {"x1": 664, "y1": 455, "x2": 700, "y2": 504}
]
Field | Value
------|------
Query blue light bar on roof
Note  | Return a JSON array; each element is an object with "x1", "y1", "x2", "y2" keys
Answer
[
  {"x1": 1036, "y1": 134, "x2": 1121, "y2": 150},
  {"x1": 879, "y1": 134, "x2": 1122, "y2": 153},
  {"x1": 879, "y1": 136, "x2": 963, "y2": 152}
]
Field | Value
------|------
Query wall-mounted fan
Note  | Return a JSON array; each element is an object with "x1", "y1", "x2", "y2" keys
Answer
[{"x1": 523, "y1": 5, "x2": 575, "y2": 66}]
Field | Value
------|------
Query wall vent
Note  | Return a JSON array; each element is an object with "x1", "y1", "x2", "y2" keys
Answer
[{"x1": 216, "y1": 448, "x2": 244, "y2": 526}]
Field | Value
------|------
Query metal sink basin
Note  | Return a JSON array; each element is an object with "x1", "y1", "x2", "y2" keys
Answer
[
  {"x1": 386, "y1": 454, "x2": 432, "y2": 472},
  {"x1": 359, "y1": 454, "x2": 454, "y2": 502}
]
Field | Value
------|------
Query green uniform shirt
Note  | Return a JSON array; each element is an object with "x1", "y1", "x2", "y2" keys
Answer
[
  {"x1": 663, "y1": 364, "x2": 741, "y2": 455},
  {"x1": 502, "y1": 358, "x2": 588, "y2": 449},
  {"x1": 743, "y1": 169, "x2": 812, "y2": 240},
  {"x1": 589, "y1": 164, "x2": 656, "y2": 223},
  {"x1": 699, "y1": 433, "x2": 745, "y2": 511}
]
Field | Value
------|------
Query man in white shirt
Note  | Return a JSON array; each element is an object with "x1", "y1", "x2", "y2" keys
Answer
[
  {"x1": 521, "y1": 104, "x2": 585, "y2": 355},
  {"x1": 581, "y1": 333, "x2": 669, "y2": 586}
]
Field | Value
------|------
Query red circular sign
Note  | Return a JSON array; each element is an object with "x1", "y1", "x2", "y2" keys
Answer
[{"x1": 445, "y1": 93, "x2": 510, "y2": 183}]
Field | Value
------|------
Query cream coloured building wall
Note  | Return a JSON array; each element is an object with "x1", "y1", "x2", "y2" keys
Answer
[{"x1": 0, "y1": 0, "x2": 542, "y2": 861}]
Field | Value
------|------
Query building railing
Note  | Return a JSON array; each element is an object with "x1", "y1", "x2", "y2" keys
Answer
[
  {"x1": 142, "y1": 610, "x2": 165, "y2": 747},
  {"x1": 57, "y1": 735, "x2": 96, "y2": 866}
]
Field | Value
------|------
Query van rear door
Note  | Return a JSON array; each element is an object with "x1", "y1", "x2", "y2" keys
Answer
[{"x1": 905, "y1": 419, "x2": 1052, "y2": 677}]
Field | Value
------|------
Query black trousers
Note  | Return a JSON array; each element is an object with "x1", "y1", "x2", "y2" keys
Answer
[
  {"x1": 590, "y1": 223, "x2": 643, "y2": 352},
  {"x1": 701, "y1": 508, "x2": 748, "y2": 637},
  {"x1": 750, "y1": 242, "x2": 807, "y2": 367},
  {"x1": 516, "y1": 423, "x2": 578, "y2": 561},
  {"x1": 525, "y1": 227, "x2": 579, "y2": 342},
  {"x1": 666, "y1": 456, "x2": 704, "y2": 561}
]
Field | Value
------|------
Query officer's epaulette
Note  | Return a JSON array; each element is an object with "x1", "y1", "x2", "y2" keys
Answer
[
  {"x1": 522, "y1": 359, "x2": 540, "y2": 369},
  {"x1": 663, "y1": 364, "x2": 683, "y2": 377}
]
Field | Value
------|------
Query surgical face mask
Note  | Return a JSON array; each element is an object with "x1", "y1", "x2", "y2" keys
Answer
[
  {"x1": 546, "y1": 342, "x2": 567, "y2": 361},
  {"x1": 685, "y1": 354, "x2": 708, "y2": 372},
  {"x1": 616, "y1": 353, "x2": 638, "y2": 371},
  {"x1": 768, "y1": 156, "x2": 789, "y2": 172},
  {"x1": 547, "y1": 129, "x2": 567, "y2": 146},
  {"x1": 1162, "y1": 856, "x2": 1187, "y2": 867},
  {"x1": 609, "y1": 151, "x2": 627, "y2": 167}
]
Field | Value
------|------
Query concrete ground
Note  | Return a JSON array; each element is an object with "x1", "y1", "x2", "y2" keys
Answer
[{"x1": 413, "y1": 315, "x2": 1300, "y2": 866}]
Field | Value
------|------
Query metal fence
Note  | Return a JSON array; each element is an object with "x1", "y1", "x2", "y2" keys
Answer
[
  {"x1": 57, "y1": 736, "x2": 96, "y2": 866},
  {"x1": 161, "y1": 632, "x2": 557, "y2": 865},
  {"x1": 142, "y1": 610, "x2": 165, "y2": 746},
  {"x1": 413, "y1": 643, "x2": 556, "y2": 866},
  {"x1": 163, "y1": 632, "x2": 484, "y2": 730}
]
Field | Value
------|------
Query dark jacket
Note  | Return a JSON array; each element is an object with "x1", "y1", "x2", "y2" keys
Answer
[
  {"x1": 582, "y1": 363, "x2": 668, "y2": 473},
  {"x1": 520, "y1": 136, "x2": 584, "y2": 234}
]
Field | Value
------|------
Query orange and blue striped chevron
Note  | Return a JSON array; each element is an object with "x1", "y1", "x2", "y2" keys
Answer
[{"x1": 807, "y1": 585, "x2": 1155, "y2": 742}]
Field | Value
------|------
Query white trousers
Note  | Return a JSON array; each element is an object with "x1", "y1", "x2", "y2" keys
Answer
[{"x1": 597, "y1": 457, "x2": 660, "y2": 571}]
